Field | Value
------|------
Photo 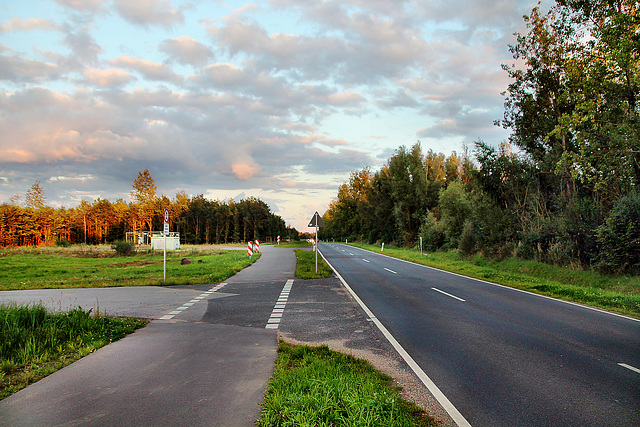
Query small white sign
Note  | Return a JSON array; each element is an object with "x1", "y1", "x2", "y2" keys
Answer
[{"x1": 164, "y1": 223, "x2": 169, "y2": 234}]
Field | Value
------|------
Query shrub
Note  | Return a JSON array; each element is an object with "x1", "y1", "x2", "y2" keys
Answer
[
  {"x1": 55, "y1": 237, "x2": 72, "y2": 247},
  {"x1": 111, "y1": 240, "x2": 136, "y2": 256},
  {"x1": 458, "y1": 219, "x2": 477, "y2": 256},
  {"x1": 419, "y1": 211, "x2": 445, "y2": 251},
  {"x1": 597, "y1": 193, "x2": 640, "y2": 274}
]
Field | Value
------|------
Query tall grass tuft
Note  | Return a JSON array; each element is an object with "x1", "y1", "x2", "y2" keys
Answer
[
  {"x1": 0, "y1": 303, "x2": 147, "y2": 399},
  {"x1": 259, "y1": 341, "x2": 435, "y2": 426}
]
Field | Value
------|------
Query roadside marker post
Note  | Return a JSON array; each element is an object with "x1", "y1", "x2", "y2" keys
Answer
[
  {"x1": 163, "y1": 208, "x2": 169, "y2": 283},
  {"x1": 248, "y1": 241, "x2": 253, "y2": 257},
  {"x1": 255, "y1": 239, "x2": 260, "y2": 253},
  {"x1": 307, "y1": 211, "x2": 325, "y2": 274}
]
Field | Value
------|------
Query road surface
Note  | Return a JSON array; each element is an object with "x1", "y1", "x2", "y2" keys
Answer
[{"x1": 319, "y1": 242, "x2": 640, "y2": 427}]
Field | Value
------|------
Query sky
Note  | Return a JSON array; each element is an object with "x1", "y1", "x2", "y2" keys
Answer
[{"x1": 0, "y1": 0, "x2": 548, "y2": 231}]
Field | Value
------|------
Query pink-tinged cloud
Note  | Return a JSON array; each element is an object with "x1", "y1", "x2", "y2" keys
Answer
[
  {"x1": 231, "y1": 162, "x2": 262, "y2": 181},
  {"x1": 110, "y1": 56, "x2": 183, "y2": 84},
  {"x1": 0, "y1": 18, "x2": 59, "y2": 33},
  {"x1": 83, "y1": 68, "x2": 134, "y2": 87},
  {"x1": 159, "y1": 36, "x2": 213, "y2": 66},
  {"x1": 113, "y1": 0, "x2": 185, "y2": 29},
  {"x1": 52, "y1": 0, "x2": 105, "y2": 13}
]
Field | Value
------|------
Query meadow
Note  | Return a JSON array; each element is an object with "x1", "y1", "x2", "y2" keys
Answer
[{"x1": 0, "y1": 245, "x2": 260, "y2": 291}]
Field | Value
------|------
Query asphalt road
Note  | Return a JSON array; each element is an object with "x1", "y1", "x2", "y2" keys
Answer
[{"x1": 319, "y1": 242, "x2": 640, "y2": 427}]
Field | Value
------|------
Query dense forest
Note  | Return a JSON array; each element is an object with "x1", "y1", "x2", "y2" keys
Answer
[
  {"x1": 323, "y1": 0, "x2": 640, "y2": 275},
  {"x1": 0, "y1": 170, "x2": 297, "y2": 247}
]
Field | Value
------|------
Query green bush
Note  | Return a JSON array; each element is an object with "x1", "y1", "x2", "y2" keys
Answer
[
  {"x1": 419, "y1": 211, "x2": 445, "y2": 251},
  {"x1": 55, "y1": 237, "x2": 71, "y2": 247},
  {"x1": 111, "y1": 240, "x2": 136, "y2": 256},
  {"x1": 597, "y1": 193, "x2": 640, "y2": 274},
  {"x1": 458, "y1": 219, "x2": 478, "y2": 256}
]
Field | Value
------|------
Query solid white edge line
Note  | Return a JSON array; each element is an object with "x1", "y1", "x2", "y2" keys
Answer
[
  {"x1": 332, "y1": 244, "x2": 640, "y2": 323},
  {"x1": 319, "y1": 248, "x2": 472, "y2": 427},
  {"x1": 432, "y1": 287, "x2": 466, "y2": 302},
  {"x1": 618, "y1": 363, "x2": 640, "y2": 374}
]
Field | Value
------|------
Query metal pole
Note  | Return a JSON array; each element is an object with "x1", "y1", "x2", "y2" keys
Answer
[
  {"x1": 315, "y1": 226, "x2": 318, "y2": 273},
  {"x1": 163, "y1": 232, "x2": 167, "y2": 282}
]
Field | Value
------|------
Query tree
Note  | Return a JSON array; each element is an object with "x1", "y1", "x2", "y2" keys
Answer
[
  {"x1": 25, "y1": 181, "x2": 46, "y2": 209},
  {"x1": 130, "y1": 169, "x2": 157, "y2": 232}
]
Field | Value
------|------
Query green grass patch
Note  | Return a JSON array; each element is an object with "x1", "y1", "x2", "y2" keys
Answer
[
  {"x1": 258, "y1": 341, "x2": 436, "y2": 427},
  {"x1": 0, "y1": 246, "x2": 260, "y2": 291},
  {"x1": 348, "y1": 243, "x2": 640, "y2": 318},
  {"x1": 275, "y1": 241, "x2": 313, "y2": 248},
  {"x1": 294, "y1": 249, "x2": 333, "y2": 280},
  {"x1": 0, "y1": 303, "x2": 147, "y2": 399}
]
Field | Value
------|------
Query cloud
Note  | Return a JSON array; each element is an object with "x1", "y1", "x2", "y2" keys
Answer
[
  {"x1": 0, "y1": 18, "x2": 60, "y2": 32},
  {"x1": 110, "y1": 56, "x2": 184, "y2": 85},
  {"x1": 159, "y1": 36, "x2": 214, "y2": 66},
  {"x1": 82, "y1": 68, "x2": 135, "y2": 87},
  {"x1": 231, "y1": 162, "x2": 261, "y2": 180},
  {"x1": 112, "y1": 0, "x2": 185, "y2": 29},
  {"x1": 53, "y1": 0, "x2": 106, "y2": 13}
]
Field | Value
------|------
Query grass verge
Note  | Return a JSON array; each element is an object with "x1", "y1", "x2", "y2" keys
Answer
[
  {"x1": 348, "y1": 243, "x2": 640, "y2": 318},
  {"x1": 0, "y1": 246, "x2": 260, "y2": 291},
  {"x1": 294, "y1": 249, "x2": 333, "y2": 280},
  {"x1": 0, "y1": 303, "x2": 148, "y2": 399},
  {"x1": 258, "y1": 341, "x2": 436, "y2": 427}
]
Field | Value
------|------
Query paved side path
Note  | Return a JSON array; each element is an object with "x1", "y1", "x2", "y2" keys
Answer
[{"x1": 0, "y1": 245, "x2": 295, "y2": 427}]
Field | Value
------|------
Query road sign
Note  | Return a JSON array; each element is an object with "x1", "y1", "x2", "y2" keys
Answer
[
  {"x1": 308, "y1": 211, "x2": 325, "y2": 228},
  {"x1": 164, "y1": 223, "x2": 170, "y2": 234},
  {"x1": 164, "y1": 208, "x2": 169, "y2": 223}
]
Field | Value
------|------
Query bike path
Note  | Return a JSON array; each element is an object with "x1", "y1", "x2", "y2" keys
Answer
[{"x1": 0, "y1": 245, "x2": 296, "y2": 426}]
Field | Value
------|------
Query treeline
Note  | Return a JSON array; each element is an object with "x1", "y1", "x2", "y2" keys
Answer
[
  {"x1": 0, "y1": 171, "x2": 297, "y2": 247},
  {"x1": 323, "y1": 0, "x2": 640, "y2": 275}
]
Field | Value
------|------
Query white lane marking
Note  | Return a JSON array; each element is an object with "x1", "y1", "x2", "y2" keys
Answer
[
  {"x1": 619, "y1": 363, "x2": 640, "y2": 374},
  {"x1": 432, "y1": 287, "x2": 466, "y2": 302},
  {"x1": 362, "y1": 259, "x2": 370, "y2": 263},
  {"x1": 319, "y1": 249, "x2": 472, "y2": 427},
  {"x1": 266, "y1": 279, "x2": 294, "y2": 329},
  {"x1": 159, "y1": 283, "x2": 228, "y2": 319},
  {"x1": 335, "y1": 244, "x2": 640, "y2": 324},
  {"x1": 349, "y1": 253, "x2": 355, "y2": 256},
  {"x1": 384, "y1": 268, "x2": 397, "y2": 274}
]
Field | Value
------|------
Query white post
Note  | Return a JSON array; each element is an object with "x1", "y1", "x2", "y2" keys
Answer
[
  {"x1": 420, "y1": 236, "x2": 422, "y2": 255},
  {"x1": 381, "y1": 242, "x2": 384, "y2": 252},
  {"x1": 315, "y1": 226, "x2": 318, "y2": 274}
]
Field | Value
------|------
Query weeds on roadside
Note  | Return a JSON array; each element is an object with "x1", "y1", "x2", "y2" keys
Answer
[
  {"x1": 294, "y1": 249, "x2": 333, "y2": 280},
  {"x1": 258, "y1": 341, "x2": 436, "y2": 427}
]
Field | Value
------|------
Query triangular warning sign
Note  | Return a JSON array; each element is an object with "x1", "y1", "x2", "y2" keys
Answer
[{"x1": 308, "y1": 211, "x2": 325, "y2": 228}]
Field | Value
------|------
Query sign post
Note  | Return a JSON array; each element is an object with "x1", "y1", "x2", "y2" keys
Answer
[
  {"x1": 307, "y1": 211, "x2": 325, "y2": 273},
  {"x1": 163, "y1": 208, "x2": 169, "y2": 282}
]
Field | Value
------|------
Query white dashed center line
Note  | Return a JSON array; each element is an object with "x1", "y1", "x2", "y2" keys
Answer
[
  {"x1": 384, "y1": 268, "x2": 397, "y2": 274},
  {"x1": 266, "y1": 279, "x2": 294, "y2": 329},
  {"x1": 431, "y1": 287, "x2": 466, "y2": 302},
  {"x1": 158, "y1": 283, "x2": 228, "y2": 320}
]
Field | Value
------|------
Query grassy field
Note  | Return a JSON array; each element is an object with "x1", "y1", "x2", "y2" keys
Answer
[
  {"x1": 348, "y1": 243, "x2": 640, "y2": 318},
  {"x1": 258, "y1": 341, "x2": 436, "y2": 427},
  {"x1": 0, "y1": 303, "x2": 147, "y2": 399},
  {"x1": 0, "y1": 246, "x2": 260, "y2": 291}
]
